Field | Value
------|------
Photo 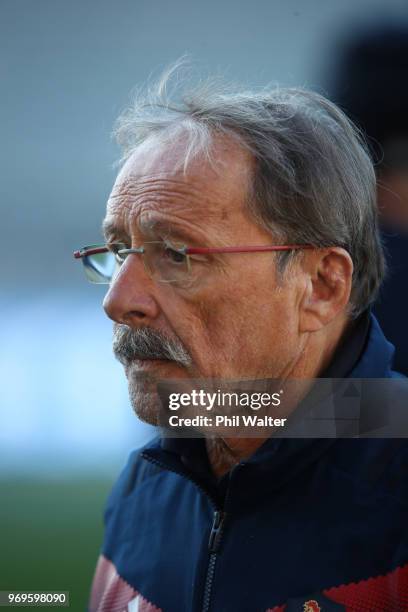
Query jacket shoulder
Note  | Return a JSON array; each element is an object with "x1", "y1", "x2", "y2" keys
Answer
[
  {"x1": 104, "y1": 436, "x2": 162, "y2": 523},
  {"x1": 329, "y1": 438, "x2": 408, "y2": 505}
]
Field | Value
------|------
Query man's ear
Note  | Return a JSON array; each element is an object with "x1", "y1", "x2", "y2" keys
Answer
[{"x1": 298, "y1": 247, "x2": 353, "y2": 333}]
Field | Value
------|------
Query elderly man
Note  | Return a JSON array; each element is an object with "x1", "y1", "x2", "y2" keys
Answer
[{"x1": 75, "y1": 71, "x2": 407, "y2": 611}]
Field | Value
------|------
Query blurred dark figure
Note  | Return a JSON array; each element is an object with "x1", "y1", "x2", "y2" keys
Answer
[{"x1": 328, "y1": 22, "x2": 408, "y2": 375}]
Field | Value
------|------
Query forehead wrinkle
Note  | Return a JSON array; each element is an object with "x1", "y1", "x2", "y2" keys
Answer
[
  {"x1": 109, "y1": 171, "x2": 241, "y2": 214},
  {"x1": 105, "y1": 144, "x2": 255, "y2": 246},
  {"x1": 110, "y1": 173, "x2": 217, "y2": 197},
  {"x1": 107, "y1": 178, "x2": 235, "y2": 241}
]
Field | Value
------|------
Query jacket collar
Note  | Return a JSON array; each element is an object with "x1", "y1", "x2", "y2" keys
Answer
[{"x1": 348, "y1": 314, "x2": 395, "y2": 378}]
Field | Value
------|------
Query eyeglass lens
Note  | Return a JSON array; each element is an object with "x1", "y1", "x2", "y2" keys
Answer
[{"x1": 82, "y1": 242, "x2": 190, "y2": 285}]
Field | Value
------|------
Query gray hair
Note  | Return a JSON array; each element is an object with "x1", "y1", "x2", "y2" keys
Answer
[{"x1": 114, "y1": 64, "x2": 385, "y2": 317}]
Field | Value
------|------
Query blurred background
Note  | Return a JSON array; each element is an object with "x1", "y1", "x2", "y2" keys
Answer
[{"x1": 1, "y1": 0, "x2": 408, "y2": 609}]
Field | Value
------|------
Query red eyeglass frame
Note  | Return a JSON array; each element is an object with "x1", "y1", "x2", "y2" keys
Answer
[{"x1": 73, "y1": 243, "x2": 314, "y2": 259}]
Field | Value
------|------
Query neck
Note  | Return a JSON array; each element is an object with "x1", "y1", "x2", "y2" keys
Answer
[{"x1": 206, "y1": 315, "x2": 350, "y2": 478}]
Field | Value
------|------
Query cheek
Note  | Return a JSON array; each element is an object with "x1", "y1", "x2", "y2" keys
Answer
[
  {"x1": 160, "y1": 270, "x2": 300, "y2": 377},
  {"x1": 203, "y1": 279, "x2": 300, "y2": 375},
  {"x1": 162, "y1": 286, "x2": 245, "y2": 373}
]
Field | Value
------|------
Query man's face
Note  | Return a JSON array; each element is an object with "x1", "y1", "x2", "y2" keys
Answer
[{"x1": 102, "y1": 134, "x2": 305, "y2": 424}]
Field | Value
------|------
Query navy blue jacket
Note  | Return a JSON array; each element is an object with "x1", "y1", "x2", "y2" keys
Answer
[{"x1": 90, "y1": 315, "x2": 408, "y2": 612}]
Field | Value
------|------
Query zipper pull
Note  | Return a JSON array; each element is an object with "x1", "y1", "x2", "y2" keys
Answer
[{"x1": 208, "y1": 511, "x2": 226, "y2": 553}]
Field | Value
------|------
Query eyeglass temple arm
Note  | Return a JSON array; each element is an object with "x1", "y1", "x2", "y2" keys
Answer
[{"x1": 185, "y1": 245, "x2": 314, "y2": 254}]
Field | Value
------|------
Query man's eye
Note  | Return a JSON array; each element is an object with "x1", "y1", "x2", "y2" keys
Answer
[
  {"x1": 109, "y1": 243, "x2": 127, "y2": 264},
  {"x1": 163, "y1": 245, "x2": 187, "y2": 264},
  {"x1": 114, "y1": 252, "x2": 126, "y2": 264}
]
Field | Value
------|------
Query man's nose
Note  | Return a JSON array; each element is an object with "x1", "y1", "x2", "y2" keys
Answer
[{"x1": 103, "y1": 255, "x2": 160, "y2": 326}]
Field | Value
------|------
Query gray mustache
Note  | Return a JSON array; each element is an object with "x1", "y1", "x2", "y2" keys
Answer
[{"x1": 112, "y1": 325, "x2": 192, "y2": 368}]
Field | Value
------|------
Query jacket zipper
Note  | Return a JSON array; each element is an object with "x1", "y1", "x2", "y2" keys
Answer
[
  {"x1": 201, "y1": 510, "x2": 227, "y2": 612},
  {"x1": 140, "y1": 451, "x2": 228, "y2": 612}
]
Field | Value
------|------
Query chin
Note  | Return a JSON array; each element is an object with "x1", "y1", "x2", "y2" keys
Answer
[
  {"x1": 126, "y1": 366, "x2": 185, "y2": 426},
  {"x1": 125, "y1": 363, "x2": 189, "y2": 426},
  {"x1": 125, "y1": 369, "x2": 160, "y2": 425},
  {"x1": 130, "y1": 390, "x2": 162, "y2": 426}
]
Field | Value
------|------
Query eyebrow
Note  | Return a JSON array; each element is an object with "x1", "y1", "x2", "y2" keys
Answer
[
  {"x1": 102, "y1": 219, "x2": 128, "y2": 241},
  {"x1": 139, "y1": 218, "x2": 200, "y2": 244},
  {"x1": 102, "y1": 216, "x2": 204, "y2": 246}
]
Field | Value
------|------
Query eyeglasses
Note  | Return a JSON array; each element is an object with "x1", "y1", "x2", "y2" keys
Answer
[{"x1": 73, "y1": 241, "x2": 313, "y2": 286}]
